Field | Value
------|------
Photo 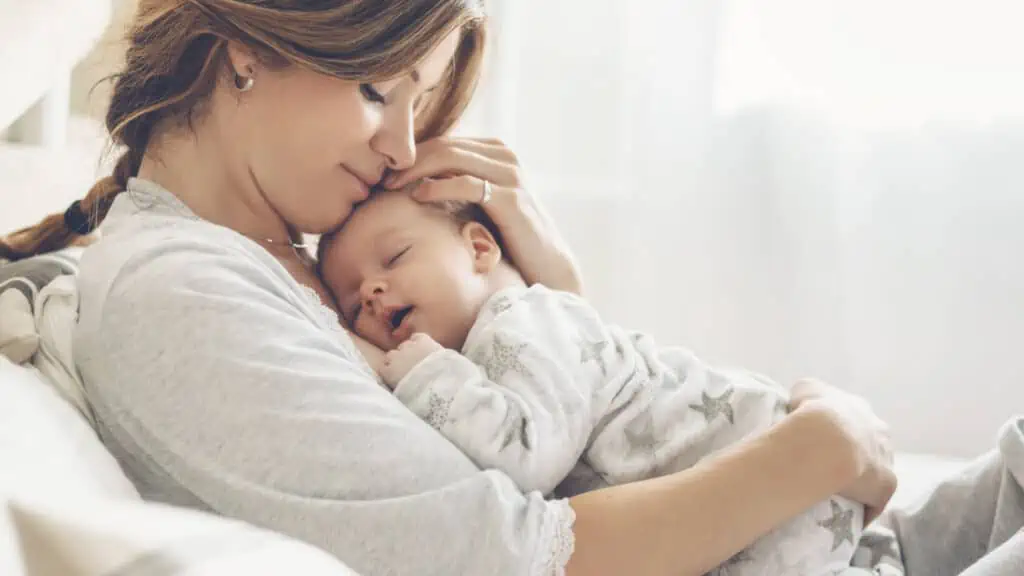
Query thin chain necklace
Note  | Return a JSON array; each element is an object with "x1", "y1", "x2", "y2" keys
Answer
[
  {"x1": 259, "y1": 235, "x2": 311, "y2": 250},
  {"x1": 128, "y1": 178, "x2": 312, "y2": 252}
]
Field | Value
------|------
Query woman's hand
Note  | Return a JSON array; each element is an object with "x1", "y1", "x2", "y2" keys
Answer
[
  {"x1": 789, "y1": 378, "x2": 897, "y2": 523},
  {"x1": 383, "y1": 137, "x2": 584, "y2": 294}
]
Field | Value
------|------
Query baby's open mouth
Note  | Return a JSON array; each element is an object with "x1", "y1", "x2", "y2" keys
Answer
[{"x1": 390, "y1": 306, "x2": 413, "y2": 330}]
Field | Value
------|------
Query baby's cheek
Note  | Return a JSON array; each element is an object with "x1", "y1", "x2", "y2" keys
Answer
[{"x1": 363, "y1": 323, "x2": 398, "y2": 352}]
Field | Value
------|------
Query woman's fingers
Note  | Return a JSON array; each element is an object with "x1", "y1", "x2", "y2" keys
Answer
[
  {"x1": 411, "y1": 175, "x2": 514, "y2": 208},
  {"x1": 788, "y1": 378, "x2": 833, "y2": 410},
  {"x1": 416, "y1": 136, "x2": 516, "y2": 162},
  {"x1": 448, "y1": 137, "x2": 519, "y2": 164},
  {"x1": 794, "y1": 377, "x2": 897, "y2": 521},
  {"x1": 385, "y1": 138, "x2": 521, "y2": 189}
]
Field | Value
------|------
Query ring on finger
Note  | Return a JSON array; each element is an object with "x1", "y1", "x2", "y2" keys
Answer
[{"x1": 479, "y1": 180, "x2": 493, "y2": 204}]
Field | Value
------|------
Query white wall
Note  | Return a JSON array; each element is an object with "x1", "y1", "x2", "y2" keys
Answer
[
  {"x1": 70, "y1": 0, "x2": 137, "y2": 121},
  {"x1": 537, "y1": 111, "x2": 1024, "y2": 459}
]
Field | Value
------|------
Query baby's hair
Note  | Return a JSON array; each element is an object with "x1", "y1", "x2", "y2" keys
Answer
[
  {"x1": 434, "y1": 199, "x2": 506, "y2": 253},
  {"x1": 314, "y1": 187, "x2": 506, "y2": 276}
]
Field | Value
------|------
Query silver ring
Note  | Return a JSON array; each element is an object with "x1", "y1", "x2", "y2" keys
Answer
[{"x1": 480, "y1": 180, "x2": 493, "y2": 204}]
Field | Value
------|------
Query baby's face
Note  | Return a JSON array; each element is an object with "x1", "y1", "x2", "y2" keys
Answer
[{"x1": 320, "y1": 189, "x2": 493, "y2": 351}]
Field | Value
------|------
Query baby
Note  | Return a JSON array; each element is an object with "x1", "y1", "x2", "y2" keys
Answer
[{"x1": 317, "y1": 186, "x2": 888, "y2": 576}]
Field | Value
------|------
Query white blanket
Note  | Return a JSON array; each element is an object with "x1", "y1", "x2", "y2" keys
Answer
[{"x1": 0, "y1": 250, "x2": 92, "y2": 424}]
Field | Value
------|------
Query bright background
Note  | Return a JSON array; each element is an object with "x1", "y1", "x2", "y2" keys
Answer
[{"x1": 458, "y1": 0, "x2": 1024, "y2": 457}]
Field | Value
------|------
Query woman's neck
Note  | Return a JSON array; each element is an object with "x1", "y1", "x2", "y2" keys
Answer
[{"x1": 136, "y1": 121, "x2": 297, "y2": 252}]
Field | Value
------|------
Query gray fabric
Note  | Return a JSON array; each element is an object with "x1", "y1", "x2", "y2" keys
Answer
[
  {"x1": 885, "y1": 416, "x2": 1024, "y2": 576},
  {"x1": 0, "y1": 251, "x2": 78, "y2": 302},
  {"x1": 72, "y1": 178, "x2": 574, "y2": 576}
]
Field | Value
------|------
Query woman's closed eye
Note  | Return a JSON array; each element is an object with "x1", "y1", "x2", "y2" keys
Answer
[{"x1": 359, "y1": 83, "x2": 385, "y2": 105}]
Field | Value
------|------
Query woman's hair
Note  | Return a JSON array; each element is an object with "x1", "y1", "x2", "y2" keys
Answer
[{"x1": 0, "y1": 0, "x2": 486, "y2": 261}]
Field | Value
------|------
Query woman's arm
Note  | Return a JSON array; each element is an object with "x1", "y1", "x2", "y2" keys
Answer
[
  {"x1": 384, "y1": 137, "x2": 584, "y2": 294},
  {"x1": 83, "y1": 243, "x2": 574, "y2": 576},
  {"x1": 565, "y1": 402, "x2": 867, "y2": 576}
]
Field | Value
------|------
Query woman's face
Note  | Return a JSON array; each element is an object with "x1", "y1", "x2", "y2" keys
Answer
[{"x1": 225, "y1": 29, "x2": 463, "y2": 235}]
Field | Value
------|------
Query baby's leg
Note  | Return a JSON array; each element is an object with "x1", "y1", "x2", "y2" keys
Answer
[{"x1": 710, "y1": 495, "x2": 865, "y2": 576}]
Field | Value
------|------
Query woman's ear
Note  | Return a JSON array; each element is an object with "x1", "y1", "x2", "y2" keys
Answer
[
  {"x1": 461, "y1": 222, "x2": 502, "y2": 274},
  {"x1": 225, "y1": 41, "x2": 259, "y2": 80}
]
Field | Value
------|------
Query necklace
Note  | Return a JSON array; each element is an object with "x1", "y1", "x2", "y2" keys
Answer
[
  {"x1": 128, "y1": 178, "x2": 313, "y2": 252},
  {"x1": 259, "y1": 236, "x2": 311, "y2": 250}
]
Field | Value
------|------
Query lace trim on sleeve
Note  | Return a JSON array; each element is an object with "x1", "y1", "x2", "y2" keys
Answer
[{"x1": 532, "y1": 498, "x2": 577, "y2": 576}]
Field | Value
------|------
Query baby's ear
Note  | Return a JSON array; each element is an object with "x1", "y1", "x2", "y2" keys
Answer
[{"x1": 461, "y1": 222, "x2": 502, "y2": 274}]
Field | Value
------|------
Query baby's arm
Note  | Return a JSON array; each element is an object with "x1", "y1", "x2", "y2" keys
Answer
[{"x1": 387, "y1": 293, "x2": 604, "y2": 495}]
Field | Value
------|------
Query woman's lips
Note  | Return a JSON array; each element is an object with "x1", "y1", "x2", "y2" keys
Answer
[{"x1": 340, "y1": 165, "x2": 371, "y2": 200}]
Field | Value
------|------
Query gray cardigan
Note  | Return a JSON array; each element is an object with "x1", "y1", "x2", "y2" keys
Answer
[{"x1": 73, "y1": 178, "x2": 575, "y2": 575}]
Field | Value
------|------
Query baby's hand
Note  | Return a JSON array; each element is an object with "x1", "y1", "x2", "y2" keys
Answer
[{"x1": 380, "y1": 333, "x2": 443, "y2": 389}]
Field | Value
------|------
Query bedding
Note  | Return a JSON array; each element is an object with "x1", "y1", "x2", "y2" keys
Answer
[
  {"x1": 0, "y1": 250, "x2": 91, "y2": 422},
  {"x1": 885, "y1": 417, "x2": 1024, "y2": 575},
  {"x1": 2, "y1": 494, "x2": 362, "y2": 575},
  {"x1": 0, "y1": 253, "x2": 78, "y2": 363},
  {"x1": 0, "y1": 356, "x2": 136, "y2": 499}
]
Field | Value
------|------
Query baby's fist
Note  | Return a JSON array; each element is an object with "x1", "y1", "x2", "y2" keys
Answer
[{"x1": 380, "y1": 333, "x2": 443, "y2": 389}]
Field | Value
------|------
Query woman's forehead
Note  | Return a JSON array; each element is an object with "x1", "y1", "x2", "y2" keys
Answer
[{"x1": 378, "y1": 28, "x2": 462, "y2": 92}]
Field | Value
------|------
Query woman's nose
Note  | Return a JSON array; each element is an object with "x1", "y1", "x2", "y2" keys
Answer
[{"x1": 375, "y1": 108, "x2": 417, "y2": 171}]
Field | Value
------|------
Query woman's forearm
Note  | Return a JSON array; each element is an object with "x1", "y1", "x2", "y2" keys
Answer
[
  {"x1": 564, "y1": 404, "x2": 859, "y2": 576},
  {"x1": 507, "y1": 199, "x2": 584, "y2": 295}
]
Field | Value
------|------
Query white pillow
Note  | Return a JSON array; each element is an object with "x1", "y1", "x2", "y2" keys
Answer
[
  {"x1": 0, "y1": 289, "x2": 38, "y2": 364},
  {"x1": 0, "y1": 356, "x2": 137, "y2": 500},
  {"x1": 2, "y1": 493, "x2": 362, "y2": 576}
]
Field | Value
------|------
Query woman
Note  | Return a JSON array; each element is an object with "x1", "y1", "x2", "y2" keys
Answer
[{"x1": 1, "y1": 2, "x2": 1012, "y2": 575}]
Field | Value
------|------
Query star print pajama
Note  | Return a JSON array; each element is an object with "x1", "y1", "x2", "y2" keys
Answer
[{"x1": 393, "y1": 284, "x2": 875, "y2": 575}]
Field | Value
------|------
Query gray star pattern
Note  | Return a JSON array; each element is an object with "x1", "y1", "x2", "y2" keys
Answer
[
  {"x1": 490, "y1": 295, "x2": 514, "y2": 316},
  {"x1": 423, "y1": 392, "x2": 453, "y2": 430},
  {"x1": 482, "y1": 335, "x2": 531, "y2": 382},
  {"x1": 578, "y1": 338, "x2": 608, "y2": 376},
  {"x1": 688, "y1": 388, "x2": 736, "y2": 424},
  {"x1": 818, "y1": 499, "x2": 856, "y2": 551},
  {"x1": 498, "y1": 405, "x2": 532, "y2": 452},
  {"x1": 623, "y1": 410, "x2": 659, "y2": 456},
  {"x1": 614, "y1": 338, "x2": 625, "y2": 358},
  {"x1": 858, "y1": 529, "x2": 901, "y2": 567}
]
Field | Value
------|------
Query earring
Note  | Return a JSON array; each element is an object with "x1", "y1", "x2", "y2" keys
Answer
[{"x1": 234, "y1": 71, "x2": 254, "y2": 92}]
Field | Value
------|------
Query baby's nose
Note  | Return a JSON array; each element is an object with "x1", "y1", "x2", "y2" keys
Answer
[{"x1": 360, "y1": 281, "x2": 387, "y2": 314}]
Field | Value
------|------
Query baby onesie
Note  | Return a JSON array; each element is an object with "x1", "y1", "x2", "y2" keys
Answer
[{"x1": 393, "y1": 284, "x2": 875, "y2": 575}]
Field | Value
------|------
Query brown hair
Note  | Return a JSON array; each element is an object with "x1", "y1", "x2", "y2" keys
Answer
[{"x1": 0, "y1": 0, "x2": 486, "y2": 261}]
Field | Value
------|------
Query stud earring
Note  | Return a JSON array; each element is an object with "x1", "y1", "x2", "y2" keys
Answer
[{"x1": 234, "y1": 71, "x2": 254, "y2": 92}]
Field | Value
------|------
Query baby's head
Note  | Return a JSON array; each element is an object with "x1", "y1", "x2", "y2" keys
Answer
[{"x1": 318, "y1": 185, "x2": 523, "y2": 351}]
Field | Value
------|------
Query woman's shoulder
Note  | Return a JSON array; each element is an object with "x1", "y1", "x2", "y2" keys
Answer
[
  {"x1": 78, "y1": 190, "x2": 298, "y2": 315},
  {"x1": 72, "y1": 188, "x2": 360, "y2": 365}
]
